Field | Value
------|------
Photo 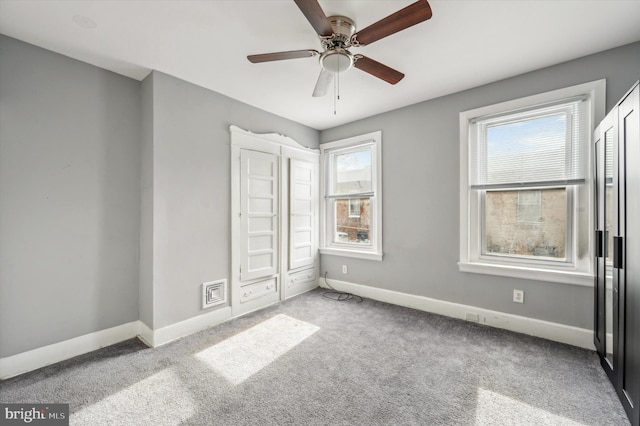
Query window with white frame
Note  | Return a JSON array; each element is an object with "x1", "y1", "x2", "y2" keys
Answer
[
  {"x1": 349, "y1": 199, "x2": 361, "y2": 218},
  {"x1": 320, "y1": 131, "x2": 383, "y2": 261},
  {"x1": 459, "y1": 80, "x2": 605, "y2": 285}
]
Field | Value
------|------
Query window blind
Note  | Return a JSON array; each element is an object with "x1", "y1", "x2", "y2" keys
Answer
[{"x1": 469, "y1": 99, "x2": 589, "y2": 190}]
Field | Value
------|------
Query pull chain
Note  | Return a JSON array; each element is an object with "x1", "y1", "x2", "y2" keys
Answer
[{"x1": 337, "y1": 66, "x2": 340, "y2": 101}]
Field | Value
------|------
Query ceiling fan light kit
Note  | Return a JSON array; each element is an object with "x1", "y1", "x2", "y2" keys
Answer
[
  {"x1": 247, "y1": 0, "x2": 433, "y2": 97},
  {"x1": 320, "y1": 48, "x2": 353, "y2": 73}
]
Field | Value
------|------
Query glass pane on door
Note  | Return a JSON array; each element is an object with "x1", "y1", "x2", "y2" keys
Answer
[{"x1": 604, "y1": 127, "x2": 614, "y2": 367}]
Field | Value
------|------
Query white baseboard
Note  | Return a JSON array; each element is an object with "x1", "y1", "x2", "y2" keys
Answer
[
  {"x1": 320, "y1": 278, "x2": 595, "y2": 350},
  {"x1": 1, "y1": 282, "x2": 594, "y2": 380},
  {"x1": 1, "y1": 307, "x2": 234, "y2": 380},
  {"x1": 0, "y1": 321, "x2": 140, "y2": 380},
  {"x1": 143, "y1": 307, "x2": 232, "y2": 348},
  {"x1": 136, "y1": 321, "x2": 155, "y2": 348}
]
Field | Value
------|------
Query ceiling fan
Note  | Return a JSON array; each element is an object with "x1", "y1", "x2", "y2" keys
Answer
[{"x1": 247, "y1": 0, "x2": 433, "y2": 97}]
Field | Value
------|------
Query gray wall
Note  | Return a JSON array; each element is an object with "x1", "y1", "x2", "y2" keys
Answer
[
  {"x1": 319, "y1": 41, "x2": 640, "y2": 330},
  {"x1": 0, "y1": 35, "x2": 318, "y2": 357},
  {"x1": 0, "y1": 36, "x2": 141, "y2": 357},
  {"x1": 139, "y1": 70, "x2": 155, "y2": 328},
  {"x1": 141, "y1": 71, "x2": 318, "y2": 329}
]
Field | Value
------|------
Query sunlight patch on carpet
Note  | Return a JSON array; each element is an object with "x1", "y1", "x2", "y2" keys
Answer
[
  {"x1": 195, "y1": 314, "x2": 319, "y2": 385},
  {"x1": 71, "y1": 369, "x2": 195, "y2": 425},
  {"x1": 475, "y1": 388, "x2": 585, "y2": 426}
]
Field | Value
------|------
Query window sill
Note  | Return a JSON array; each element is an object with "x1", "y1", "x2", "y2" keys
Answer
[
  {"x1": 458, "y1": 261, "x2": 593, "y2": 287},
  {"x1": 320, "y1": 247, "x2": 383, "y2": 261}
]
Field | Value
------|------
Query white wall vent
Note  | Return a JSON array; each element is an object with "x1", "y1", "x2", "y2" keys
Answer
[{"x1": 202, "y1": 279, "x2": 227, "y2": 309}]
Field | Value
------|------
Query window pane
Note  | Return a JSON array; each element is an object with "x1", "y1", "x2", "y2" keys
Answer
[
  {"x1": 484, "y1": 188, "x2": 566, "y2": 259},
  {"x1": 333, "y1": 148, "x2": 372, "y2": 195},
  {"x1": 334, "y1": 198, "x2": 371, "y2": 245},
  {"x1": 517, "y1": 190, "x2": 541, "y2": 223},
  {"x1": 348, "y1": 199, "x2": 361, "y2": 218},
  {"x1": 486, "y1": 113, "x2": 567, "y2": 185}
]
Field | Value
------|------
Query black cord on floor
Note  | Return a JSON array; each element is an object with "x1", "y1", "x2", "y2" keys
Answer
[{"x1": 322, "y1": 272, "x2": 364, "y2": 303}]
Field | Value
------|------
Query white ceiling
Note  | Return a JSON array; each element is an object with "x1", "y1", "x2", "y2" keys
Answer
[{"x1": 1, "y1": 0, "x2": 639, "y2": 130}]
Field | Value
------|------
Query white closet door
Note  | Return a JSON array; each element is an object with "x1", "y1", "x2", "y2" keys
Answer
[
  {"x1": 240, "y1": 149, "x2": 279, "y2": 281},
  {"x1": 289, "y1": 158, "x2": 316, "y2": 270}
]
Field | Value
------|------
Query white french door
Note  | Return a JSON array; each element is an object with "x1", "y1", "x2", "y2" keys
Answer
[
  {"x1": 239, "y1": 149, "x2": 279, "y2": 282},
  {"x1": 231, "y1": 125, "x2": 319, "y2": 315},
  {"x1": 289, "y1": 158, "x2": 316, "y2": 271}
]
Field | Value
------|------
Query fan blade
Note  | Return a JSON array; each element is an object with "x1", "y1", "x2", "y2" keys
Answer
[
  {"x1": 247, "y1": 50, "x2": 318, "y2": 63},
  {"x1": 353, "y1": 0, "x2": 432, "y2": 46},
  {"x1": 312, "y1": 68, "x2": 334, "y2": 97},
  {"x1": 354, "y1": 55, "x2": 404, "y2": 85},
  {"x1": 293, "y1": 0, "x2": 334, "y2": 37}
]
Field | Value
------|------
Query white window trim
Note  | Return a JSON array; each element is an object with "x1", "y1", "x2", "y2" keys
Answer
[
  {"x1": 320, "y1": 131, "x2": 383, "y2": 261},
  {"x1": 459, "y1": 80, "x2": 606, "y2": 286}
]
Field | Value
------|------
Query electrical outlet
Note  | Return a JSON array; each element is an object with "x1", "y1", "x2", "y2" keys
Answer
[
  {"x1": 465, "y1": 312, "x2": 479, "y2": 322},
  {"x1": 513, "y1": 289, "x2": 524, "y2": 304},
  {"x1": 342, "y1": 265, "x2": 348, "y2": 274}
]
